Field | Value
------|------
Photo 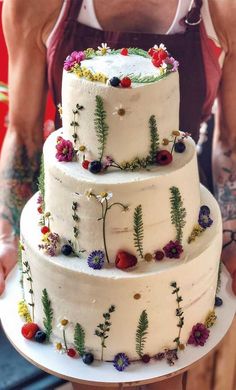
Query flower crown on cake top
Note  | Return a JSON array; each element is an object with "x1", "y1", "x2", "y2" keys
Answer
[{"x1": 63, "y1": 43, "x2": 179, "y2": 86}]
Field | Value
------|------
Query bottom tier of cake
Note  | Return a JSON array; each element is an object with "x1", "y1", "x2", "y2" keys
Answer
[{"x1": 20, "y1": 186, "x2": 222, "y2": 362}]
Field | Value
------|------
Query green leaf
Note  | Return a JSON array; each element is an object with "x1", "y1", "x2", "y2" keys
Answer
[
  {"x1": 74, "y1": 323, "x2": 86, "y2": 356},
  {"x1": 170, "y1": 187, "x2": 186, "y2": 243},
  {"x1": 133, "y1": 205, "x2": 144, "y2": 258},
  {"x1": 42, "y1": 289, "x2": 53, "y2": 341},
  {"x1": 125, "y1": 71, "x2": 171, "y2": 84},
  {"x1": 136, "y1": 310, "x2": 149, "y2": 357},
  {"x1": 148, "y1": 115, "x2": 159, "y2": 163},
  {"x1": 94, "y1": 95, "x2": 109, "y2": 161}
]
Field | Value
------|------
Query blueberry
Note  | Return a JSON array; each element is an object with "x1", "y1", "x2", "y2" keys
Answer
[
  {"x1": 82, "y1": 352, "x2": 94, "y2": 365},
  {"x1": 215, "y1": 296, "x2": 223, "y2": 307},
  {"x1": 200, "y1": 205, "x2": 211, "y2": 215},
  {"x1": 88, "y1": 160, "x2": 102, "y2": 174},
  {"x1": 109, "y1": 77, "x2": 120, "y2": 87},
  {"x1": 35, "y1": 330, "x2": 47, "y2": 343},
  {"x1": 174, "y1": 141, "x2": 186, "y2": 153},
  {"x1": 61, "y1": 244, "x2": 73, "y2": 256}
]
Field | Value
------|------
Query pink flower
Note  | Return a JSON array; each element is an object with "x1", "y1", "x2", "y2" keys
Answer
[
  {"x1": 163, "y1": 240, "x2": 183, "y2": 259},
  {"x1": 55, "y1": 138, "x2": 74, "y2": 162},
  {"x1": 63, "y1": 51, "x2": 85, "y2": 71},
  {"x1": 164, "y1": 57, "x2": 179, "y2": 72}
]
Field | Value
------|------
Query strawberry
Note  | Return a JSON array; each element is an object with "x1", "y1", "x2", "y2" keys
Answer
[
  {"x1": 21, "y1": 323, "x2": 39, "y2": 340},
  {"x1": 148, "y1": 47, "x2": 155, "y2": 57},
  {"x1": 120, "y1": 48, "x2": 128, "y2": 56},
  {"x1": 115, "y1": 251, "x2": 137, "y2": 270},
  {"x1": 152, "y1": 57, "x2": 163, "y2": 68}
]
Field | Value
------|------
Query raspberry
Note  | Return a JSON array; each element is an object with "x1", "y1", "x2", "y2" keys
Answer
[
  {"x1": 152, "y1": 57, "x2": 163, "y2": 68},
  {"x1": 37, "y1": 206, "x2": 43, "y2": 214},
  {"x1": 148, "y1": 47, "x2": 155, "y2": 57},
  {"x1": 120, "y1": 77, "x2": 131, "y2": 88},
  {"x1": 41, "y1": 226, "x2": 50, "y2": 234},
  {"x1": 156, "y1": 150, "x2": 173, "y2": 165},
  {"x1": 120, "y1": 48, "x2": 128, "y2": 56},
  {"x1": 21, "y1": 323, "x2": 39, "y2": 340},
  {"x1": 154, "y1": 250, "x2": 165, "y2": 261},
  {"x1": 67, "y1": 348, "x2": 77, "y2": 358},
  {"x1": 82, "y1": 160, "x2": 90, "y2": 169},
  {"x1": 141, "y1": 354, "x2": 151, "y2": 363}
]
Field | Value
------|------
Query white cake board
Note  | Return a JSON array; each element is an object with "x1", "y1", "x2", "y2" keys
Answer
[{"x1": 0, "y1": 266, "x2": 235, "y2": 388}]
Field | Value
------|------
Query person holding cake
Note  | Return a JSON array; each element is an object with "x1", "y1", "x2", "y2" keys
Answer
[{"x1": 1, "y1": 1, "x2": 236, "y2": 390}]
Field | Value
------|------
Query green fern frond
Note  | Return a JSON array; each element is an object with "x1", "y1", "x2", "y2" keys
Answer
[
  {"x1": 170, "y1": 187, "x2": 186, "y2": 243},
  {"x1": 149, "y1": 115, "x2": 159, "y2": 163},
  {"x1": 217, "y1": 261, "x2": 222, "y2": 293},
  {"x1": 42, "y1": 289, "x2": 53, "y2": 341},
  {"x1": 136, "y1": 310, "x2": 149, "y2": 357},
  {"x1": 133, "y1": 205, "x2": 144, "y2": 258},
  {"x1": 38, "y1": 156, "x2": 45, "y2": 211},
  {"x1": 94, "y1": 95, "x2": 109, "y2": 161},
  {"x1": 126, "y1": 72, "x2": 171, "y2": 84},
  {"x1": 74, "y1": 323, "x2": 86, "y2": 356}
]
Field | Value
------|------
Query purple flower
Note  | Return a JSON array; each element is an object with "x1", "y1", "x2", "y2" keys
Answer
[
  {"x1": 37, "y1": 194, "x2": 43, "y2": 204},
  {"x1": 154, "y1": 352, "x2": 165, "y2": 361},
  {"x1": 164, "y1": 56, "x2": 179, "y2": 72},
  {"x1": 113, "y1": 353, "x2": 130, "y2": 371},
  {"x1": 165, "y1": 349, "x2": 178, "y2": 366},
  {"x1": 63, "y1": 51, "x2": 85, "y2": 71},
  {"x1": 39, "y1": 232, "x2": 60, "y2": 257},
  {"x1": 87, "y1": 250, "x2": 105, "y2": 270},
  {"x1": 103, "y1": 155, "x2": 114, "y2": 169},
  {"x1": 198, "y1": 211, "x2": 213, "y2": 229},
  {"x1": 163, "y1": 240, "x2": 183, "y2": 259},
  {"x1": 55, "y1": 137, "x2": 74, "y2": 162},
  {"x1": 188, "y1": 323, "x2": 210, "y2": 346}
]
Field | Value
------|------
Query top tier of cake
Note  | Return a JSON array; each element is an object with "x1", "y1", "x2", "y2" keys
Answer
[{"x1": 62, "y1": 46, "x2": 180, "y2": 166}]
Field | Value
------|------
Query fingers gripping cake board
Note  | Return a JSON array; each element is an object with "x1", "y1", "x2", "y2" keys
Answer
[{"x1": 19, "y1": 44, "x2": 223, "y2": 370}]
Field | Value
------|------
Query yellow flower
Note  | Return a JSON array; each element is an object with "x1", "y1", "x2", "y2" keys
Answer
[
  {"x1": 205, "y1": 310, "x2": 217, "y2": 328},
  {"x1": 18, "y1": 300, "x2": 32, "y2": 323},
  {"x1": 79, "y1": 145, "x2": 86, "y2": 152},
  {"x1": 42, "y1": 232, "x2": 50, "y2": 242},
  {"x1": 162, "y1": 138, "x2": 169, "y2": 146},
  {"x1": 57, "y1": 103, "x2": 63, "y2": 119}
]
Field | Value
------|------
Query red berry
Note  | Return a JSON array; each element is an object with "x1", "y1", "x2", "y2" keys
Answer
[
  {"x1": 41, "y1": 226, "x2": 50, "y2": 234},
  {"x1": 120, "y1": 77, "x2": 131, "y2": 88},
  {"x1": 148, "y1": 47, "x2": 155, "y2": 57},
  {"x1": 156, "y1": 150, "x2": 173, "y2": 165},
  {"x1": 82, "y1": 160, "x2": 90, "y2": 169},
  {"x1": 37, "y1": 206, "x2": 43, "y2": 214},
  {"x1": 154, "y1": 250, "x2": 165, "y2": 261},
  {"x1": 152, "y1": 57, "x2": 163, "y2": 68},
  {"x1": 120, "y1": 48, "x2": 128, "y2": 56},
  {"x1": 115, "y1": 251, "x2": 137, "y2": 270},
  {"x1": 152, "y1": 49, "x2": 168, "y2": 61},
  {"x1": 142, "y1": 354, "x2": 151, "y2": 363},
  {"x1": 21, "y1": 323, "x2": 39, "y2": 340},
  {"x1": 67, "y1": 348, "x2": 77, "y2": 358}
]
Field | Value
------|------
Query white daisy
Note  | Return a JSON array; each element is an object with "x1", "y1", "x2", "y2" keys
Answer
[
  {"x1": 153, "y1": 43, "x2": 167, "y2": 52},
  {"x1": 57, "y1": 318, "x2": 70, "y2": 331},
  {"x1": 96, "y1": 191, "x2": 113, "y2": 203},
  {"x1": 54, "y1": 341, "x2": 66, "y2": 354},
  {"x1": 85, "y1": 188, "x2": 94, "y2": 200},
  {"x1": 97, "y1": 43, "x2": 111, "y2": 55},
  {"x1": 112, "y1": 104, "x2": 131, "y2": 120}
]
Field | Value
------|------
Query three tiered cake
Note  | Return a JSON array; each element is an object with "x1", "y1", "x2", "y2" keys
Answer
[{"x1": 19, "y1": 44, "x2": 222, "y2": 370}]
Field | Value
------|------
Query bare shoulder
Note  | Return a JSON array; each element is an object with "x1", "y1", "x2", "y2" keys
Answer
[
  {"x1": 2, "y1": 0, "x2": 63, "y2": 49},
  {"x1": 208, "y1": 0, "x2": 236, "y2": 52}
]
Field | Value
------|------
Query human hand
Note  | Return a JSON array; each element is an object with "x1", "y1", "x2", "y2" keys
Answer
[
  {"x1": 0, "y1": 237, "x2": 18, "y2": 295},
  {"x1": 221, "y1": 232, "x2": 236, "y2": 295}
]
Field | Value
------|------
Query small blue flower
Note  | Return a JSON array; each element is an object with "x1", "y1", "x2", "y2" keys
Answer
[
  {"x1": 87, "y1": 250, "x2": 105, "y2": 270},
  {"x1": 198, "y1": 211, "x2": 213, "y2": 228},
  {"x1": 113, "y1": 352, "x2": 130, "y2": 371}
]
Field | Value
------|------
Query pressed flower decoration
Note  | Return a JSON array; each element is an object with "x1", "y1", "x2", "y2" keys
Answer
[
  {"x1": 97, "y1": 43, "x2": 111, "y2": 55},
  {"x1": 64, "y1": 50, "x2": 85, "y2": 71},
  {"x1": 163, "y1": 240, "x2": 183, "y2": 259},
  {"x1": 55, "y1": 137, "x2": 75, "y2": 162},
  {"x1": 188, "y1": 323, "x2": 210, "y2": 347},
  {"x1": 39, "y1": 232, "x2": 60, "y2": 257},
  {"x1": 113, "y1": 353, "x2": 130, "y2": 371},
  {"x1": 188, "y1": 205, "x2": 213, "y2": 243},
  {"x1": 87, "y1": 250, "x2": 105, "y2": 270},
  {"x1": 112, "y1": 104, "x2": 131, "y2": 120}
]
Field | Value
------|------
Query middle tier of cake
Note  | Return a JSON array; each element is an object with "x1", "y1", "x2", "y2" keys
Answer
[{"x1": 44, "y1": 130, "x2": 201, "y2": 263}]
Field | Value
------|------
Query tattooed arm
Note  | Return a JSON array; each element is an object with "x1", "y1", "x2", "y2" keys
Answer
[
  {"x1": 210, "y1": 1, "x2": 236, "y2": 293},
  {"x1": 0, "y1": 0, "x2": 62, "y2": 294}
]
